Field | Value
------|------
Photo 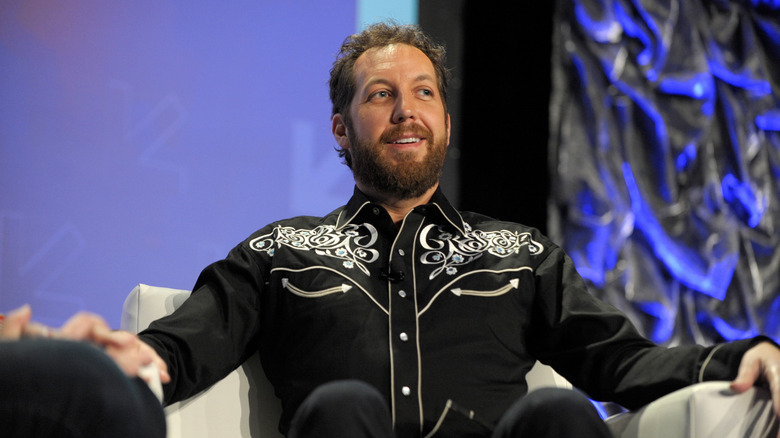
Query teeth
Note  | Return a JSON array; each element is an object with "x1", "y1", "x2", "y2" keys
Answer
[{"x1": 393, "y1": 138, "x2": 421, "y2": 144}]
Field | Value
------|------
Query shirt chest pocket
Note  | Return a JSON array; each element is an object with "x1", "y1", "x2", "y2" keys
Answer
[
  {"x1": 418, "y1": 269, "x2": 535, "y2": 359},
  {"x1": 449, "y1": 278, "x2": 520, "y2": 298},
  {"x1": 268, "y1": 267, "x2": 390, "y2": 372},
  {"x1": 281, "y1": 277, "x2": 353, "y2": 298},
  {"x1": 270, "y1": 267, "x2": 388, "y2": 315},
  {"x1": 272, "y1": 267, "x2": 358, "y2": 298},
  {"x1": 420, "y1": 268, "x2": 535, "y2": 315}
]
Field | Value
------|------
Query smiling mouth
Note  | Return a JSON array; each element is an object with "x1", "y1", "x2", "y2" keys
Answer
[
  {"x1": 390, "y1": 137, "x2": 422, "y2": 144},
  {"x1": 381, "y1": 124, "x2": 432, "y2": 146}
]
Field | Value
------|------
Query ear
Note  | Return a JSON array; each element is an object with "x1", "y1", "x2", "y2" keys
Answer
[
  {"x1": 332, "y1": 113, "x2": 350, "y2": 150},
  {"x1": 446, "y1": 113, "x2": 451, "y2": 146}
]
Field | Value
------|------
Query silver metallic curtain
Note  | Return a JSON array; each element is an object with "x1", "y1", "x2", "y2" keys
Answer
[{"x1": 549, "y1": 0, "x2": 780, "y2": 345}]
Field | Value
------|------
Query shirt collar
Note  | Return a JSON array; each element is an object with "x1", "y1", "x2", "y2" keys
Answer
[{"x1": 335, "y1": 185, "x2": 468, "y2": 236}]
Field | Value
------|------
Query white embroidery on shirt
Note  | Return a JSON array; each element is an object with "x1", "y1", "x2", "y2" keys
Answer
[
  {"x1": 249, "y1": 223, "x2": 380, "y2": 275},
  {"x1": 420, "y1": 224, "x2": 544, "y2": 279},
  {"x1": 250, "y1": 221, "x2": 543, "y2": 280}
]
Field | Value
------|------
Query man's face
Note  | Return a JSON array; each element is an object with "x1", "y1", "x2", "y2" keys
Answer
[{"x1": 333, "y1": 43, "x2": 450, "y2": 200}]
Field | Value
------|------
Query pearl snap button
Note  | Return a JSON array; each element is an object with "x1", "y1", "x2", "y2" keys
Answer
[
  {"x1": 398, "y1": 290, "x2": 407, "y2": 298},
  {"x1": 400, "y1": 332, "x2": 409, "y2": 342},
  {"x1": 402, "y1": 386, "x2": 411, "y2": 396}
]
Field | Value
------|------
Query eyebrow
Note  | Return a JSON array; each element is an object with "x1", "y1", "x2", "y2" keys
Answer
[
  {"x1": 413, "y1": 73, "x2": 436, "y2": 83},
  {"x1": 364, "y1": 74, "x2": 436, "y2": 89}
]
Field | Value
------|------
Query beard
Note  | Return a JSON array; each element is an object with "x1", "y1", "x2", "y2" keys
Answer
[{"x1": 347, "y1": 123, "x2": 448, "y2": 200}]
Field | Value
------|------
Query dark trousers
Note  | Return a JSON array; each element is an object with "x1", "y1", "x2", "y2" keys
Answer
[
  {"x1": 288, "y1": 380, "x2": 613, "y2": 438},
  {"x1": 0, "y1": 339, "x2": 166, "y2": 438}
]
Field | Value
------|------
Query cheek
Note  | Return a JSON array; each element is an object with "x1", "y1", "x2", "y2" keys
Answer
[
  {"x1": 425, "y1": 113, "x2": 449, "y2": 136},
  {"x1": 353, "y1": 113, "x2": 385, "y2": 138}
]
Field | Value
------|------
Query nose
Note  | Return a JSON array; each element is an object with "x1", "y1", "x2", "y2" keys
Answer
[{"x1": 392, "y1": 94, "x2": 415, "y2": 124}]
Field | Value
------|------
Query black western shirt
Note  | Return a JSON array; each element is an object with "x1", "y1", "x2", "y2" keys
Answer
[{"x1": 141, "y1": 187, "x2": 758, "y2": 437}]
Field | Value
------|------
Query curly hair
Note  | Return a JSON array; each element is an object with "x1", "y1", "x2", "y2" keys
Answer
[{"x1": 329, "y1": 22, "x2": 450, "y2": 167}]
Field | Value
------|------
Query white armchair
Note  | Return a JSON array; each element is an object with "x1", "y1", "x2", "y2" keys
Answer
[
  {"x1": 121, "y1": 284, "x2": 283, "y2": 438},
  {"x1": 121, "y1": 284, "x2": 778, "y2": 438}
]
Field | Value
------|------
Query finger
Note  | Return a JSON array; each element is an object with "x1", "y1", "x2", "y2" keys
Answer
[
  {"x1": 57, "y1": 312, "x2": 110, "y2": 341},
  {"x1": 22, "y1": 322, "x2": 55, "y2": 339},
  {"x1": 145, "y1": 347, "x2": 170, "y2": 383},
  {"x1": 139, "y1": 340, "x2": 170, "y2": 383},
  {"x1": 100, "y1": 332, "x2": 170, "y2": 383},
  {"x1": 104, "y1": 343, "x2": 140, "y2": 376},
  {"x1": 730, "y1": 352, "x2": 761, "y2": 393},
  {"x1": 1, "y1": 305, "x2": 33, "y2": 340},
  {"x1": 103, "y1": 336, "x2": 155, "y2": 377},
  {"x1": 91, "y1": 326, "x2": 135, "y2": 349},
  {"x1": 156, "y1": 357, "x2": 170, "y2": 383},
  {"x1": 767, "y1": 363, "x2": 780, "y2": 419}
]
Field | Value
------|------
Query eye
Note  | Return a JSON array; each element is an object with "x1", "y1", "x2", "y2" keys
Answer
[
  {"x1": 369, "y1": 90, "x2": 391, "y2": 100},
  {"x1": 417, "y1": 88, "x2": 434, "y2": 98}
]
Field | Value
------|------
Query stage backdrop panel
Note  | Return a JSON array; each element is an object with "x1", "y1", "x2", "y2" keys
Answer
[
  {"x1": 1, "y1": 1, "x2": 371, "y2": 326},
  {"x1": 549, "y1": 0, "x2": 780, "y2": 344}
]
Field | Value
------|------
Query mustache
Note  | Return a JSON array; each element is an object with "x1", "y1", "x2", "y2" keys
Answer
[{"x1": 379, "y1": 124, "x2": 433, "y2": 144}]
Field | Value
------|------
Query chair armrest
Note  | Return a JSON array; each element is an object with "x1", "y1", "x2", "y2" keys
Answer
[{"x1": 606, "y1": 381, "x2": 778, "y2": 438}]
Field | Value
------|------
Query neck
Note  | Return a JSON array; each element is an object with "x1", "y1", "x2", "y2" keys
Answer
[{"x1": 358, "y1": 183, "x2": 439, "y2": 225}]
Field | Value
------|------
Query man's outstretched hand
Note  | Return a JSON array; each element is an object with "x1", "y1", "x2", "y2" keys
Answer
[{"x1": 730, "y1": 341, "x2": 780, "y2": 434}]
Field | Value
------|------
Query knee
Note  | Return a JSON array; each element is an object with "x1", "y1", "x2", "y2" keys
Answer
[
  {"x1": 3, "y1": 339, "x2": 122, "y2": 394},
  {"x1": 494, "y1": 388, "x2": 610, "y2": 438},
  {"x1": 47, "y1": 341, "x2": 165, "y2": 437},
  {"x1": 288, "y1": 380, "x2": 392, "y2": 437},
  {"x1": 304, "y1": 379, "x2": 387, "y2": 412},
  {"x1": 1, "y1": 340, "x2": 165, "y2": 438}
]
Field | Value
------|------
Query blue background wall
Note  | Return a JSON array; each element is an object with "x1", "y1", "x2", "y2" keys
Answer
[{"x1": 1, "y1": 1, "x2": 415, "y2": 327}]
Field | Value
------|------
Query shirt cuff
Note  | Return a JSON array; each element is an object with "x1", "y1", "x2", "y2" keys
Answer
[{"x1": 697, "y1": 336, "x2": 777, "y2": 382}]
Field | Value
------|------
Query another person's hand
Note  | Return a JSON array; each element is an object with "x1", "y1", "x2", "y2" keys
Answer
[
  {"x1": 730, "y1": 341, "x2": 780, "y2": 427},
  {"x1": 57, "y1": 311, "x2": 171, "y2": 384},
  {"x1": 0, "y1": 305, "x2": 34, "y2": 340},
  {"x1": 0, "y1": 305, "x2": 169, "y2": 384},
  {"x1": 91, "y1": 325, "x2": 171, "y2": 385}
]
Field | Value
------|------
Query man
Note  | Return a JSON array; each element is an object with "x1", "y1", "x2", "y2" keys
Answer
[
  {"x1": 135, "y1": 22, "x2": 780, "y2": 437},
  {"x1": 5, "y1": 22, "x2": 778, "y2": 438}
]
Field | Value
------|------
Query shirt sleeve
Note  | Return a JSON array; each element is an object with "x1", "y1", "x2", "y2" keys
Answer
[
  {"x1": 139, "y1": 242, "x2": 265, "y2": 405},
  {"x1": 526, "y1": 245, "x2": 765, "y2": 409}
]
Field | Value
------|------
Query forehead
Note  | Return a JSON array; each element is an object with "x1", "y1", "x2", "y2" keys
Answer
[{"x1": 353, "y1": 43, "x2": 436, "y2": 86}]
